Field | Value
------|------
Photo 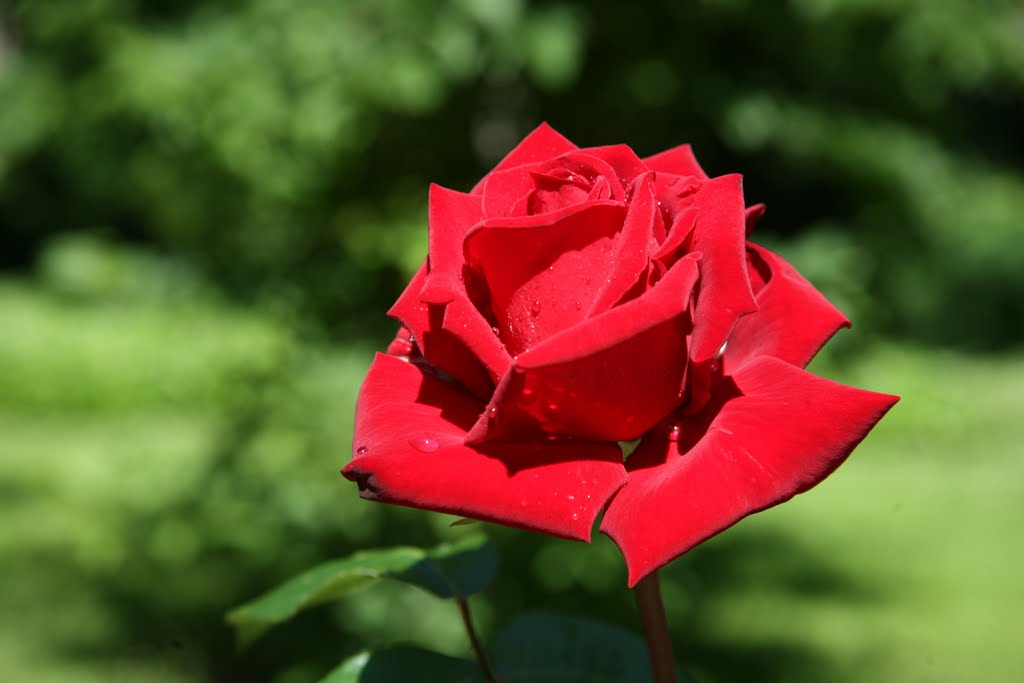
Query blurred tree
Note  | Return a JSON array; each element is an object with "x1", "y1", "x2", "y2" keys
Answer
[{"x1": 2, "y1": 0, "x2": 1023, "y2": 347}]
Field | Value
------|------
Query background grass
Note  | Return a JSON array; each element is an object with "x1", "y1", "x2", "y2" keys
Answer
[{"x1": 1, "y1": 273, "x2": 1020, "y2": 681}]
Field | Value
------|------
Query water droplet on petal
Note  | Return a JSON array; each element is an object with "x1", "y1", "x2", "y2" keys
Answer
[
  {"x1": 355, "y1": 446, "x2": 368, "y2": 455},
  {"x1": 531, "y1": 300, "x2": 542, "y2": 316},
  {"x1": 408, "y1": 433, "x2": 440, "y2": 453},
  {"x1": 522, "y1": 387, "x2": 534, "y2": 397},
  {"x1": 667, "y1": 425, "x2": 682, "y2": 442},
  {"x1": 487, "y1": 406, "x2": 498, "y2": 420},
  {"x1": 571, "y1": 512, "x2": 579, "y2": 521},
  {"x1": 491, "y1": 326, "x2": 500, "y2": 335},
  {"x1": 575, "y1": 301, "x2": 582, "y2": 311},
  {"x1": 547, "y1": 402, "x2": 559, "y2": 412}
]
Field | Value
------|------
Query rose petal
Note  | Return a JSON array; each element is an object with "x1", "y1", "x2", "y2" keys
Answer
[
  {"x1": 386, "y1": 326, "x2": 416, "y2": 358},
  {"x1": 584, "y1": 144, "x2": 650, "y2": 188},
  {"x1": 343, "y1": 353, "x2": 626, "y2": 540},
  {"x1": 686, "y1": 174, "x2": 758, "y2": 362},
  {"x1": 419, "y1": 184, "x2": 484, "y2": 305},
  {"x1": 745, "y1": 203, "x2": 766, "y2": 234},
  {"x1": 471, "y1": 123, "x2": 579, "y2": 194},
  {"x1": 481, "y1": 152, "x2": 626, "y2": 218},
  {"x1": 642, "y1": 144, "x2": 709, "y2": 180},
  {"x1": 465, "y1": 255, "x2": 700, "y2": 444},
  {"x1": 600, "y1": 356, "x2": 899, "y2": 586},
  {"x1": 723, "y1": 243, "x2": 850, "y2": 373},
  {"x1": 388, "y1": 262, "x2": 495, "y2": 399},
  {"x1": 651, "y1": 174, "x2": 701, "y2": 265},
  {"x1": 464, "y1": 201, "x2": 628, "y2": 356},
  {"x1": 441, "y1": 295, "x2": 512, "y2": 383},
  {"x1": 588, "y1": 172, "x2": 658, "y2": 313}
]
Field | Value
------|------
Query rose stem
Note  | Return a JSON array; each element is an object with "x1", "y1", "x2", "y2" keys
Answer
[
  {"x1": 457, "y1": 596, "x2": 498, "y2": 683},
  {"x1": 633, "y1": 570, "x2": 678, "y2": 683}
]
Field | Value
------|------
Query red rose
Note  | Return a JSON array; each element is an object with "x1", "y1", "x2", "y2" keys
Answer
[{"x1": 343, "y1": 124, "x2": 898, "y2": 585}]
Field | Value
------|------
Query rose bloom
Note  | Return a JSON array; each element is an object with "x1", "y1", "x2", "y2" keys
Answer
[{"x1": 343, "y1": 124, "x2": 898, "y2": 585}]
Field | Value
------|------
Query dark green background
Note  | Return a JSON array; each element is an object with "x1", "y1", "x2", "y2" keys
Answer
[{"x1": 1, "y1": 1, "x2": 1021, "y2": 681}]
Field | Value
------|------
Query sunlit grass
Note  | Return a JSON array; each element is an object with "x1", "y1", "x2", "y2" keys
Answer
[{"x1": 0, "y1": 280, "x2": 1020, "y2": 682}]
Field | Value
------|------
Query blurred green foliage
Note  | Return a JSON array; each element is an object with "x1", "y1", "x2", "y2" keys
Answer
[
  {"x1": 1, "y1": 1, "x2": 1023, "y2": 682},
  {"x1": 3, "y1": 0, "x2": 1023, "y2": 347}
]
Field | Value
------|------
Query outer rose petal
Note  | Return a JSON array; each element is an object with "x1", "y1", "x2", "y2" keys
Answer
[
  {"x1": 386, "y1": 326, "x2": 416, "y2": 358},
  {"x1": 687, "y1": 174, "x2": 758, "y2": 361},
  {"x1": 388, "y1": 262, "x2": 495, "y2": 399},
  {"x1": 471, "y1": 123, "x2": 579, "y2": 194},
  {"x1": 642, "y1": 144, "x2": 709, "y2": 180},
  {"x1": 343, "y1": 353, "x2": 626, "y2": 540},
  {"x1": 420, "y1": 184, "x2": 484, "y2": 305},
  {"x1": 465, "y1": 256, "x2": 699, "y2": 444},
  {"x1": 600, "y1": 356, "x2": 899, "y2": 586},
  {"x1": 723, "y1": 243, "x2": 850, "y2": 373},
  {"x1": 744, "y1": 203, "x2": 766, "y2": 234}
]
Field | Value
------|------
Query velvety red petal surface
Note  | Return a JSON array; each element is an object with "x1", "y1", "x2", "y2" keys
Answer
[
  {"x1": 440, "y1": 296, "x2": 512, "y2": 383},
  {"x1": 471, "y1": 123, "x2": 579, "y2": 194},
  {"x1": 419, "y1": 184, "x2": 484, "y2": 305},
  {"x1": 343, "y1": 353, "x2": 626, "y2": 540},
  {"x1": 744, "y1": 203, "x2": 766, "y2": 234},
  {"x1": 642, "y1": 144, "x2": 709, "y2": 180},
  {"x1": 465, "y1": 256, "x2": 700, "y2": 444},
  {"x1": 686, "y1": 174, "x2": 758, "y2": 361},
  {"x1": 464, "y1": 201, "x2": 628, "y2": 356},
  {"x1": 588, "y1": 173, "x2": 658, "y2": 313},
  {"x1": 724, "y1": 243, "x2": 850, "y2": 373},
  {"x1": 583, "y1": 144, "x2": 650, "y2": 188},
  {"x1": 481, "y1": 152, "x2": 625, "y2": 218},
  {"x1": 600, "y1": 356, "x2": 899, "y2": 586},
  {"x1": 388, "y1": 262, "x2": 495, "y2": 399}
]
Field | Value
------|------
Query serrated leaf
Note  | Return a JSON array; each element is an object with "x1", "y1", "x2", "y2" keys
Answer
[
  {"x1": 319, "y1": 647, "x2": 485, "y2": 683},
  {"x1": 397, "y1": 533, "x2": 498, "y2": 599},
  {"x1": 490, "y1": 611, "x2": 693, "y2": 683},
  {"x1": 226, "y1": 534, "x2": 497, "y2": 645}
]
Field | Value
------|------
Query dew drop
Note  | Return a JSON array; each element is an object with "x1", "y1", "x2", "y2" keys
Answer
[
  {"x1": 531, "y1": 300, "x2": 542, "y2": 316},
  {"x1": 667, "y1": 425, "x2": 682, "y2": 442},
  {"x1": 355, "y1": 446, "x2": 368, "y2": 455},
  {"x1": 574, "y1": 301, "x2": 582, "y2": 311},
  {"x1": 547, "y1": 402, "x2": 559, "y2": 412},
  {"x1": 408, "y1": 433, "x2": 440, "y2": 453},
  {"x1": 522, "y1": 387, "x2": 534, "y2": 397},
  {"x1": 584, "y1": 276, "x2": 591, "y2": 285},
  {"x1": 567, "y1": 494, "x2": 575, "y2": 501},
  {"x1": 487, "y1": 406, "x2": 498, "y2": 421},
  {"x1": 571, "y1": 512, "x2": 579, "y2": 521},
  {"x1": 491, "y1": 326, "x2": 500, "y2": 336}
]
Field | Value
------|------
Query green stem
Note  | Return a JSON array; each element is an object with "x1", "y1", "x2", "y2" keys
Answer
[
  {"x1": 634, "y1": 570, "x2": 677, "y2": 683},
  {"x1": 457, "y1": 596, "x2": 498, "y2": 683}
]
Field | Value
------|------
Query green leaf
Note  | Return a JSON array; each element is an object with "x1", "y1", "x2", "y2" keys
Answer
[
  {"x1": 397, "y1": 532, "x2": 498, "y2": 599},
  {"x1": 319, "y1": 647, "x2": 485, "y2": 683},
  {"x1": 489, "y1": 612, "x2": 693, "y2": 683},
  {"x1": 226, "y1": 534, "x2": 496, "y2": 645}
]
